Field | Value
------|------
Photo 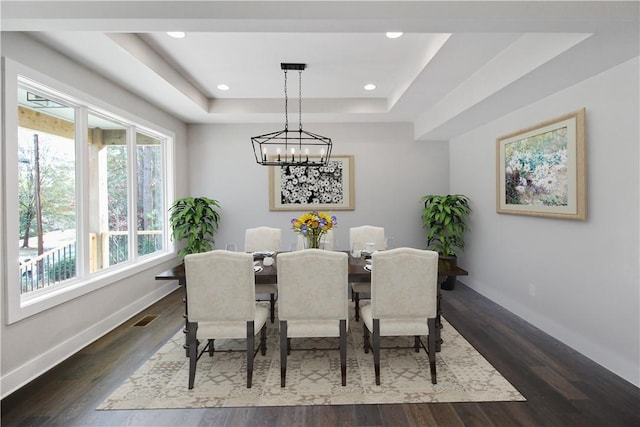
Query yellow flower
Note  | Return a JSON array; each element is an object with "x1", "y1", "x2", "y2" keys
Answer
[{"x1": 290, "y1": 211, "x2": 337, "y2": 236}]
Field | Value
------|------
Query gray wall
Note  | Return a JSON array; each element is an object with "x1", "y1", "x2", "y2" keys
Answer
[
  {"x1": 0, "y1": 33, "x2": 187, "y2": 397},
  {"x1": 449, "y1": 57, "x2": 640, "y2": 386},
  {"x1": 187, "y1": 122, "x2": 449, "y2": 251}
]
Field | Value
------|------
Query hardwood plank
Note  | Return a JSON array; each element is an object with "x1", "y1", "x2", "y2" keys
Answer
[
  {"x1": 451, "y1": 402, "x2": 496, "y2": 427},
  {"x1": 530, "y1": 365, "x2": 588, "y2": 400},
  {"x1": 424, "y1": 403, "x2": 465, "y2": 426},
  {"x1": 376, "y1": 403, "x2": 411, "y2": 426},
  {"x1": 197, "y1": 408, "x2": 232, "y2": 427},
  {"x1": 401, "y1": 403, "x2": 442, "y2": 426},
  {"x1": 351, "y1": 404, "x2": 382, "y2": 426},
  {"x1": 274, "y1": 405, "x2": 310, "y2": 427},
  {"x1": 480, "y1": 402, "x2": 542, "y2": 427}
]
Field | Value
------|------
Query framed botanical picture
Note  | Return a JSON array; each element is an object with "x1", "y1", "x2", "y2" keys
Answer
[
  {"x1": 269, "y1": 155, "x2": 355, "y2": 211},
  {"x1": 496, "y1": 108, "x2": 586, "y2": 220}
]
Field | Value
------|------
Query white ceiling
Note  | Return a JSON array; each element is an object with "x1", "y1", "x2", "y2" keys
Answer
[{"x1": 2, "y1": 1, "x2": 638, "y2": 140}]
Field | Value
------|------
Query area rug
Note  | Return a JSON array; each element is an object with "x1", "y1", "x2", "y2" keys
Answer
[{"x1": 98, "y1": 304, "x2": 524, "y2": 409}]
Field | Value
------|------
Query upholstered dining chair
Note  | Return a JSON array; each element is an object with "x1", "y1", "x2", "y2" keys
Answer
[
  {"x1": 184, "y1": 250, "x2": 269, "y2": 389},
  {"x1": 244, "y1": 226, "x2": 282, "y2": 253},
  {"x1": 277, "y1": 249, "x2": 349, "y2": 387},
  {"x1": 349, "y1": 225, "x2": 387, "y2": 321},
  {"x1": 359, "y1": 247, "x2": 439, "y2": 385},
  {"x1": 244, "y1": 226, "x2": 281, "y2": 323},
  {"x1": 321, "y1": 229, "x2": 335, "y2": 250}
]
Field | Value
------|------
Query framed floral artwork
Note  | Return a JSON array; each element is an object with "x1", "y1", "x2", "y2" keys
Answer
[
  {"x1": 496, "y1": 108, "x2": 586, "y2": 220},
  {"x1": 269, "y1": 155, "x2": 355, "y2": 211}
]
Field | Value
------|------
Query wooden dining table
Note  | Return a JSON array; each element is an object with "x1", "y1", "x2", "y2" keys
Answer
[{"x1": 155, "y1": 251, "x2": 468, "y2": 356}]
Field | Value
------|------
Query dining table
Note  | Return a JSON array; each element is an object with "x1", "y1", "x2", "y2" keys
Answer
[{"x1": 155, "y1": 251, "x2": 468, "y2": 356}]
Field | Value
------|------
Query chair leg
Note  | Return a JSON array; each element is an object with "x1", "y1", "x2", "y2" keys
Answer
[
  {"x1": 373, "y1": 318, "x2": 381, "y2": 386},
  {"x1": 270, "y1": 293, "x2": 275, "y2": 323},
  {"x1": 287, "y1": 337, "x2": 292, "y2": 355},
  {"x1": 246, "y1": 321, "x2": 254, "y2": 388},
  {"x1": 414, "y1": 336, "x2": 420, "y2": 353},
  {"x1": 354, "y1": 291, "x2": 360, "y2": 321},
  {"x1": 428, "y1": 317, "x2": 437, "y2": 384},
  {"x1": 363, "y1": 322, "x2": 370, "y2": 353},
  {"x1": 260, "y1": 324, "x2": 267, "y2": 356},
  {"x1": 188, "y1": 322, "x2": 198, "y2": 389},
  {"x1": 340, "y1": 319, "x2": 347, "y2": 386},
  {"x1": 208, "y1": 339, "x2": 215, "y2": 356},
  {"x1": 280, "y1": 320, "x2": 288, "y2": 387}
]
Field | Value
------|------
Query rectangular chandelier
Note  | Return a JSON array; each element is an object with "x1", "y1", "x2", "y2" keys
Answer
[{"x1": 251, "y1": 63, "x2": 332, "y2": 167}]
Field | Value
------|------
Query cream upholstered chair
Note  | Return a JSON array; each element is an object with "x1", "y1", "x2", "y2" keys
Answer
[
  {"x1": 244, "y1": 226, "x2": 282, "y2": 253},
  {"x1": 277, "y1": 249, "x2": 349, "y2": 387},
  {"x1": 244, "y1": 226, "x2": 281, "y2": 323},
  {"x1": 321, "y1": 229, "x2": 335, "y2": 250},
  {"x1": 184, "y1": 250, "x2": 269, "y2": 389},
  {"x1": 359, "y1": 248, "x2": 439, "y2": 385},
  {"x1": 349, "y1": 225, "x2": 387, "y2": 321}
]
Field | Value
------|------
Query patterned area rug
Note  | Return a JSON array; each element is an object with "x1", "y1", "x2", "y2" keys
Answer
[{"x1": 98, "y1": 304, "x2": 524, "y2": 409}]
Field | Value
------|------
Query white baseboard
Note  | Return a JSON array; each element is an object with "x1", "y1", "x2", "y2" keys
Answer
[{"x1": 0, "y1": 281, "x2": 179, "y2": 399}]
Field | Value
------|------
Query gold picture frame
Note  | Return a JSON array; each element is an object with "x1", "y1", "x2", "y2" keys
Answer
[
  {"x1": 269, "y1": 155, "x2": 355, "y2": 211},
  {"x1": 496, "y1": 108, "x2": 586, "y2": 220}
]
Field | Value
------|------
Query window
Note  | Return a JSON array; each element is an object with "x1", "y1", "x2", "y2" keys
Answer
[
  {"x1": 135, "y1": 131, "x2": 165, "y2": 259},
  {"x1": 4, "y1": 67, "x2": 174, "y2": 323},
  {"x1": 87, "y1": 113, "x2": 129, "y2": 270},
  {"x1": 18, "y1": 89, "x2": 77, "y2": 293}
]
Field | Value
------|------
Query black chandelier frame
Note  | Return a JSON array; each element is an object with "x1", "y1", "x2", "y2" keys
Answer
[{"x1": 251, "y1": 63, "x2": 332, "y2": 167}]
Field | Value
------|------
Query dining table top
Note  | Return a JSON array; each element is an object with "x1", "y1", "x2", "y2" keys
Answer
[{"x1": 155, "y1": 251, "x2": 468, "y2": 284}]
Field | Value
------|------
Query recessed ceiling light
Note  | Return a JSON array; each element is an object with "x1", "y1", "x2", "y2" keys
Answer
[
  {"x1": 217, "y1": 84, "x2": 230, "y2": 91},
  {"x1": 167, "y1": 32, "x2": 186, "y2": 39},
  {"x1": 386, "y1": 32, "x2": 404, "y2": 39},
  {"x1": 364, "y1": 84, "x2": 376, "y2": 91}
]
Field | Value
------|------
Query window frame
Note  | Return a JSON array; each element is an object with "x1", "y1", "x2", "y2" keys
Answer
[{"x1": 3, "y1": 58, "x2": 177, "y2": 324}]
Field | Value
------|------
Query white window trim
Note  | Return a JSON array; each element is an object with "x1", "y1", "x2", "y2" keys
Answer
[{"x1": 2, "y1": 58, "x2": 177, "y2": 324}]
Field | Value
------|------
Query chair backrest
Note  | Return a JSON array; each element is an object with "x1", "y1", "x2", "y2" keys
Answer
[
  {"x1": 184, "y1": 250, "x2": 256, "y2": 323},
  {"x1": 321, "y1": 229, "x2": 335, "y2": 251},
  {"x1": 244, "y1": 227, "x2": 282, "y2": 252},
  {"x1": 277, "y1": 249, "x2": 349, "y2": 321},
  {"x1": 350, "y1": 225, "x2": 386, "y2": 251},
  {"x1": 370, "y1": 248, "x2": 439, "y2": 319}
]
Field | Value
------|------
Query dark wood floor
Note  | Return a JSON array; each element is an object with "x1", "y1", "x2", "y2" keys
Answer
[{"x1": 2, "y1": 283, "x2": 639, "y2": 426}]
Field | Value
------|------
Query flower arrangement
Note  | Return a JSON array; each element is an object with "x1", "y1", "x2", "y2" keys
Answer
[{"x1": 291, "y1": 211, "x2": 337, "y2": 249}]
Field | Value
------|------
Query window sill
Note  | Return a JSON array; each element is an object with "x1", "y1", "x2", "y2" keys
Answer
[{"x1": 7, "y1": 252, "x2": 178, "y2": 324}]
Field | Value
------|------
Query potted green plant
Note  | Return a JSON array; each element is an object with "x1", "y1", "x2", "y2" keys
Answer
[
  {"x1": 420, "y1": 194, "x2": 471, "y2": 290},
  {"x1": 169, "y1": 196, "x2": 221, "y2": 258}
]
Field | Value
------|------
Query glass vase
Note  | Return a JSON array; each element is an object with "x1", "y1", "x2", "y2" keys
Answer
[{"x1": 305, "y1": 232, "x2": 324, "y2": 249}]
